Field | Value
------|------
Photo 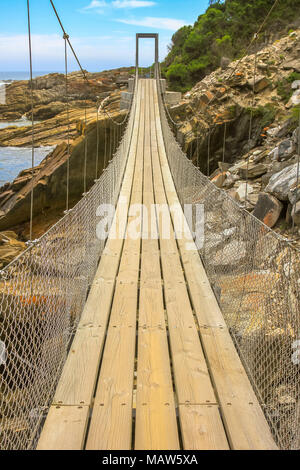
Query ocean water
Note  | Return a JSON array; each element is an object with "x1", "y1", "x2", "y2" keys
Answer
[
  {"x1": 0, "y1": 71, "x2": 60, "y2": 82},
  {"x1": 0, "y1": 73, "x2": 57, "y2": 187},
  {"x1": 0, "y1": 146, "x2": 55, "y2": 187},
  {"x1": 0, "y1": 116, "x2": 39, "y2": 129}
]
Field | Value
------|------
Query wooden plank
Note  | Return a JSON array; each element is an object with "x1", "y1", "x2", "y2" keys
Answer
[
  {"x1": 135, "y1": 80, "x2": 179, "y2": 450},
  {"x1": 179, "y1": 405, "x2": 229, "y2": 450},
  {"x1": 37, "y1": 80, "x2": 143, "y2": 450},
  {"x1": 37, "y1": 406, "x2": 89, "y2": 450},
  {"x1": 150, "y1": 80, "x2": 217, "y2": 407},
  {"x1": 199, "y1": 326, "x2": 278, "y2": 450},
  {"x1": 86, "y1": 79, "x2": 147, "y2": 450},
  {"x1": 135, "y1": 328, "x2": 179, "y2": 450},
  {"x1": 54, "y1": 327, "x2": 104, "y2": 405},
  {"x1": 152, "y1": 80, "x2": 278, "y2": 450}
]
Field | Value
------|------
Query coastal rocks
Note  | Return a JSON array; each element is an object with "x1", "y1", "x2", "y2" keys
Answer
[
  {"x1": 252, "y1": 193, "x2": 283, "y2": 228},
  {"x1": 0, "y1": 105, "x2": 125, "y2": 233},
  {"x1": 27, "y1": 102, "x2": 66, "y2": 120},
  {"x1": 0, "y1": 231, "x2": 26, "y2": 269},
  {"x1": 265, "y1": 163, "x2": 300, "y2": 201}
]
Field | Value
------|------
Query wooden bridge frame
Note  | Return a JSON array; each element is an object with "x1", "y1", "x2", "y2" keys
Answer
[{"x1": 136, "y1": 33, "x2": 159, "y2": 78}]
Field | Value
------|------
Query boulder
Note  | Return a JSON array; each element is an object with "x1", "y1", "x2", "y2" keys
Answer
[
  {"x1": 292, "y1": 80, "x2": 300, "y2": 90},
  {"x1": 236, "y1": 182, "x2": 254, "y2": 201},
  {"x1": 278, "y1": 139, "x2": 295, "y2": 160},
  {"x1": 247, "y1": 75, "x2": 270, "y2": 93},
  {"x1": 282, "y1": 59, "x2": 300, "y2": 72},
  {"x1": 211, "y1": 172, "x2": 227, "y2": 188},
  {"x1": 288, "y1": 179, "x2": 300, "y2": 205},
  {"x1": 252, "y1": 193, "x2": 283, "y2": 228},
  {"x1": 238, "y1": 162, "x2": 268, "y2": 179},
  {"x1": 212, "y1": 240, "x2": 246, "y2": 266},
  {"x1": 292, "y1": 201, "x2": 300, "y2": 225},
  {"x1": 265, "y1": 163, "x2": 300, "y2": 201},
  {"x1": 287, "y1": 89, "x2": 300, "y2": 107}
]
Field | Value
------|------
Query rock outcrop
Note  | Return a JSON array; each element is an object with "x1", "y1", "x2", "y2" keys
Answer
[
  {"x1": 0, "y1": 92, "x2": 126, "y2": 238},
  {"x1": 168, "y1": 29, "x2": 300, "y2": 245},
  {"x1": 0, "y1": 68, "x2": 132, "y2": 147}
]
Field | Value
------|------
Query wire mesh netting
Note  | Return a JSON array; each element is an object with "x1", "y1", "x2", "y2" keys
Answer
[
  {"x1": 0, "y1": 82, "x2": 137, "y2": 450},
  {"x1": 157, "y1": 77, "x2": 300, "y2": 450}
]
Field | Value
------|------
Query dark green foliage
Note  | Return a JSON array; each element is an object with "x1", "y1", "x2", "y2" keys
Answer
[
  {"x1": 276, "y1": 72, "x2": 300, "y2": 103},
  {"x1": 246, "y1": 103, "x2": 277, "y2": 128},
  {"x1": 162, "y1": 0, "x2": 300, "y2": 91},
  {"x1": 291, "y1": 105, "x2": 300, "y2": 124}
]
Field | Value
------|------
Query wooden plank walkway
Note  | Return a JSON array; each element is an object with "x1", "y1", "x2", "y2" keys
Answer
[{"x1": 37, "y1": 79, "x2": 277, "y2": 451}]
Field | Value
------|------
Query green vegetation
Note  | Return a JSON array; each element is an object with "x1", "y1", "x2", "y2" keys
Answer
[
  {"x1": 162, "y1": 0, "x2": 300, "y2": 91},
  {"x1": 277, "y1": 72, "x2": 300, "y2": 103},
  {"x1": 246, "y1": 103, "x2": 277, "y2": 128},
  {"x1": 291, "y1": 105, "x2": 300, "y2": 125}
]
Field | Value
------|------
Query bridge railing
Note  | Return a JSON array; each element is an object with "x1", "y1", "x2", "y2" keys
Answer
[
  {"x1": 157, "y1": 77, "x2": 300, "y2": 450},
  {"x1": 0, "y1": 80, "x2": 137, "y2": 450}
]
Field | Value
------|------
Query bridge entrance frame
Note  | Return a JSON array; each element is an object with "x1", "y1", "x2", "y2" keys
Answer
[{"x1": 136, "y1": 33, "x2": 159, "y2": 79}]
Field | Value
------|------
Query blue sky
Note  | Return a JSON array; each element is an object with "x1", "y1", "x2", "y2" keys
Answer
[{"x1": 0, "y1": 0, "x2": 209, "y2": 72}]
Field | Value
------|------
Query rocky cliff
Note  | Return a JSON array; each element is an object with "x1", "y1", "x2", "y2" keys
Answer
[
  {"x1": 169, "y1": 29, "x2": 300, "y2": 248},
  {"x1": 0, "y1": 68, "x2": 131, "y2": 147},
  {"x1": 0, "y1": 69, "x2": 130, "y2": 264}
]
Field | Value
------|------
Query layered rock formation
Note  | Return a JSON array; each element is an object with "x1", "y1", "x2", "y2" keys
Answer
[
  {"x1": 0, "y1": 68, "x2": 131, "y2": 146},
  {"x1": 0, "y1": 69, "x2": 130, "y2": 262},
  {"x1": 169, "y1": 29, "x2": 300, "y2": 247}
]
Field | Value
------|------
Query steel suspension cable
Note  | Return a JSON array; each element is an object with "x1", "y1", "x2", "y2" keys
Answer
[
  {"x1": 64, "y1": 34, "x2": 71, "y2": 212},
  {"x1": 245, "y1": 41, "x2": 258, "y2": 207},
  {"x1": 95, "y1": 102, "x2": 100, "y2": 179},
  {"x1": 27, "y1": 0, "x2": 35, "y2": 242},
  {"x1": 84, "y1": 100, "x2": 88, "y2": 194},
  {"x1": 50, "y1": 0, "x2": 89, "y2": 83},
  {"x1": 292, "y1": 111, "x2": 300, "y2": 234},
  {"x1": 222, "y1": 122, "x2": 227, "y2": 163}
]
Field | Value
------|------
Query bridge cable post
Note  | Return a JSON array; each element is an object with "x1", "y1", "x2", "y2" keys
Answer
[
  {"x1": 104, "y1": 120, "x2": 107, "y2": 170},
  {"x1": 96, "y1": 102, "x2": 99, "y2": 180},
  {"x1": 27, "y1": 0, "x2": 35, "y2": 242}
]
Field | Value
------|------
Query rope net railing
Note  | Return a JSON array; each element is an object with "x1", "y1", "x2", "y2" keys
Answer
[
  {"x1": 0, "y1": 77, "x2": 137, "y2": 450},
  {"x1": 157, "y1": 77, "x2": 300, "y2": 450}
]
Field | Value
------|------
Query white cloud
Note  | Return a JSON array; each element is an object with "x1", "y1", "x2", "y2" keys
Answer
[
  {"x1": 80, "y1": 0, "x2": 155, "y2": 13},
  {"x1": 0, "y1": 33, "x2": 169, "y2": 71},
  {"x1": 117, "y1": 16, "x2": 187, "y2": 31},
  {"x1": 83, "y1": 0, "x2": 107, "y2": 9},
  {"x1": 80, "y1": 0, "x2": 107, "y2": 14},
  {"x1": 112, "y1": 1, "x2": 156, "y2": 8}
]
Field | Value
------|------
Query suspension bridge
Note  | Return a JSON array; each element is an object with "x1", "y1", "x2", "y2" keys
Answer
[{"x1": 0, "y1": 1, "x2": 300, "y2": 451}]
